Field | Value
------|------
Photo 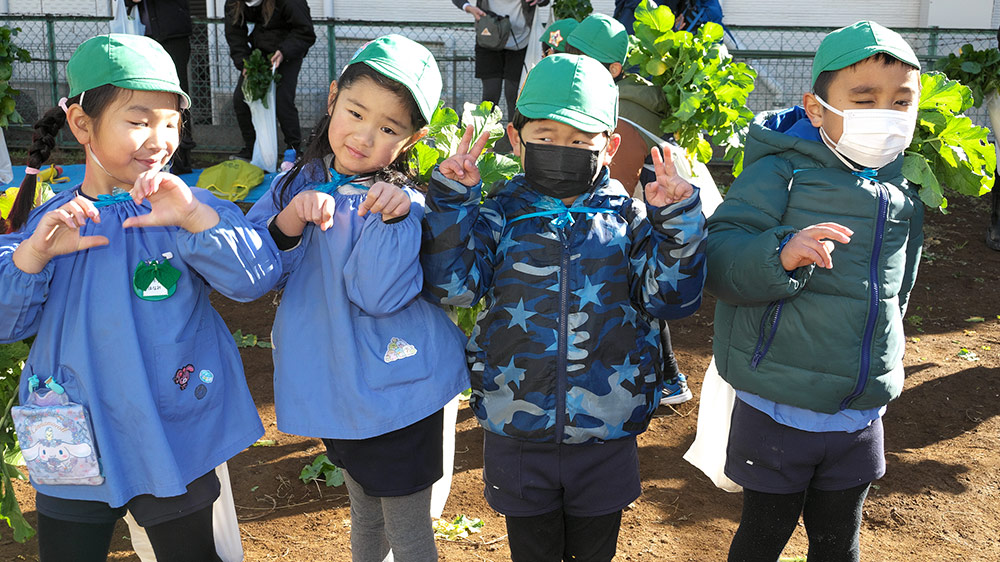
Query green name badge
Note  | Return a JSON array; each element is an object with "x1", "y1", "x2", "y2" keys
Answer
[{"x1": 133, "y1": 255, "x2": 181, "y2": 301}]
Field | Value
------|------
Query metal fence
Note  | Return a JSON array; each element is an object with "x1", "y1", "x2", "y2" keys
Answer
[{"x1": 1, "y1": 15, "x2": 996, "y2": 152}]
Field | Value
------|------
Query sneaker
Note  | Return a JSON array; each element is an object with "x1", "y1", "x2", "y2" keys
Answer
[{"x1": 659, "y1": 373, "x2": 692, "y2": 406}]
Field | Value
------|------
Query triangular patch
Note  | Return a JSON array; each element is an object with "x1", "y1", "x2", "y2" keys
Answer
[
  {"x1": 144, "y1": 278, "x2": 169, "y2": 297},
  {"x1": 384, "y1": 337, "x2": 418, "y2": 363},
  {"x1": 481, "y1": 28, "x2": 492, "y2": 36}
]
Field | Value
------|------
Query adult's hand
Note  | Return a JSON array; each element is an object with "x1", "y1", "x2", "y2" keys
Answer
[{"x1": 464, "y1": 3, "x2": 487, "y2": 20}]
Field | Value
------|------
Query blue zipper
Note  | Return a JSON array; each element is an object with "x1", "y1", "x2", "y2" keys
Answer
[
  {"x1": 750, "y1": 299, "x2": 785, "y2": 369},
  {"x1": 840, "y1": 182, "x2": 888, "y2": 410},
  {"x1": 555, "y1": 232, "x2": 570, "y2": 443}
]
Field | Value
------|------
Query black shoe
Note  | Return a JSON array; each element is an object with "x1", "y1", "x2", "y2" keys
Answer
[{"x1": 230, "y1": 147, "x2": 253, "y2": 161}]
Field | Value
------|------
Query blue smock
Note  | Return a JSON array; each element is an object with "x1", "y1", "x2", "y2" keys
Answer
[
  {"x1": 0, "y1": 186, "x2": 280, "y2": 507},
  {"x1": 246, "y1": 160, "x2": 469, "y2": 439}
]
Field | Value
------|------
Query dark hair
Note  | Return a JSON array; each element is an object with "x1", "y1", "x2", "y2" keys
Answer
[
  {"x1": 813, "y1": 52, "x2": 919, "y2": 100},
  {"x1": 228, "y1": 0, "x2": 275, "y2": 26},
  {"x1": 2, "y1": 84, "x2": 124, "y2": 233},
  {"x1": 273, "y1": 62, "x2": 428, "y2": 208}
]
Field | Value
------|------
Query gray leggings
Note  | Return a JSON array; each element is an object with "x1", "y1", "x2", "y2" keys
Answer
[{"x1": 343, "y1": 470, "x2": 438, "y2": 562}]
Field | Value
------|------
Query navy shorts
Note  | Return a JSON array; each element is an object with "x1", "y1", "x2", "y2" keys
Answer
[
  {"x1": 725, "y1": 398, "x2": 886, "y2": 494},
  {"x1": 36, "y1": 470, "x2": 220, "y2": 527},
  {"x1": 483, "y1": 431, "x2": 641, "y2": 517}
]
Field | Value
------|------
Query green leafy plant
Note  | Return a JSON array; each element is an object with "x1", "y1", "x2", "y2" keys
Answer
[
  {"x1": 552, "y1": 0, "x2": 593, "y2": 21},
  {"x1": 0, "y1": 26, "x2": 31, "y2": 128},
  {"x1": 626, "y1": 1, "x2": 757, "y2": 168},
  {"x1": 933, "y1": 44, "x2": 1000, "y2": 108},
  {"x1": 432, "y1": 514, "x2": 484, "y2": 541},
  {"x1": 0, "y1": 340, "x2": 34, "y2": 542},
  {"x1": 298, "y1": 454, "x2": 344, "y2": 487},
  {"x1": 241, "y1": 49, "x2": 280, "y2": 109},
  {"x1": 902, "y1": 72, "x2": 995, "y2": 211},
  {"x1": 232, "y1": 329, "x2": 273, "y2": 349}
]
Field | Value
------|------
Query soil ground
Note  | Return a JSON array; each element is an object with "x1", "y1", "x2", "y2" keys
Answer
[{"x1": 1, "y1": 194, "x2": 998, "y2": 561}]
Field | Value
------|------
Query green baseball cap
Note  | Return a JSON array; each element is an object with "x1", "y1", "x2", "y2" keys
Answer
[
  {"x1": 68, "y1": 34, "x2": 190, "y2": 109},
  {"x1": 567, "y1": 13, "x2": 629, "y2": 65},
  {"x1": 544, "y1": 18, "x2": 579, "y2": 52},
  {"x1": 812, "y1": 21, "x2": 920, "y2": 86},
  {"x1": 517, "y1": 54, "x2": 618, "y2": 133},
  {"x1": 349, "y1": 34, "x2": 442, "y2": 123}
]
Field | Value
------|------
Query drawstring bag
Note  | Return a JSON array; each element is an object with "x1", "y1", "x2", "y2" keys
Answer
[
  {"x1": 110, "y1": 0, "x2": 145, "y2": 36},
  {"x1": 12, "y1": 375, "x2": 103, "y2": 486},
  {"x1": 475, "y1": 0, "x2": 512, "y2": 51}
]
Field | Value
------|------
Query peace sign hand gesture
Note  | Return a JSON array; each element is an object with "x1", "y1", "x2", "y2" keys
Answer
[
  {"x1": 644, "y1": 145, "x2": 695, "y2": 207},
  {"x1": 439, "y1": 125, "x2": 490, "y2": 188},
  {"x1": 13, "y1": 196, "x2": 109, "y2": 274}
]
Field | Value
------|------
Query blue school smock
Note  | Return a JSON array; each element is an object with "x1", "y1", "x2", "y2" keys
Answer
[
  {"x1": 246, "y1": 161, "x2": 469, "y2": 439},
  {"x1": 0, "y1": 186, "x2": 280, "y2": 507}
]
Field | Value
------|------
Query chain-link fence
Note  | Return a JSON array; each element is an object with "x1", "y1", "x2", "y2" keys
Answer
[{"x1": 1, "y1": 16, "x2": 996, "y2": 152}]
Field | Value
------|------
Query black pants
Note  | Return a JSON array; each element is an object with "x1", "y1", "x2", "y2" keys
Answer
[
  {"x1": 157, "y1": 35, "x2": 196, "y2": 152},
  {"x1": 728, "y1": 483, "x2": 871, "y2": 562},
  {"x1": 233, "y1": 56, "x2": 304, "y2": 152},
  {"x1": 37, "y1": 504, "x2": 220, "y2": 562},
  {"x1": 506, "y1": 508, "x2": 622, "y2": 562}
]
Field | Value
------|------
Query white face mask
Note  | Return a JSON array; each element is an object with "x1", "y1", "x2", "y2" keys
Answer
[
  {"x1": 245, "y1": 0, "x2": 263, "y2": 6},
  {"x1": 815, "y1": 95, "x2": 917, "y2": 170}
]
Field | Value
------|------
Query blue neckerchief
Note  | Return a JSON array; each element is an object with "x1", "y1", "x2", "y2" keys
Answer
[
  {"x1": 853, "y1": 168, "x2": 878, "y2": 180},
  {"x1": 510, "y1": 200, "x2": 615, "y2": 228},
  {"x1": 314, "y1": 168, "x2": 364, "y2": 194},
  {"x1": 92, "y1": 188, "x2": 133, "y2": 208}
]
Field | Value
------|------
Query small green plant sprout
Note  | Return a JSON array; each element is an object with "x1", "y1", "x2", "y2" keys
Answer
[
  {"x1": 933, "y1": 44, "x2": 1000, "y2": 108},
  {"x1": 957, "y1": 348, "x2": 980, "y2": 361},
  {"x1": 299, "y1": 454, "x2": 344, "y2": 487},
  {"x1": 902, "y1": 72, "x2": 995, "y2": 211},
  {"x1": 552, "y1": 0, "x2": 594, "y2": 21},
  {"x1": 433, "y1": 514, "x2": 484, "y2": 541},
  {"x1": 626, "y1": 1, "x2": 756, "y2": 168},
  {"x1": 241, "y1": 49, "x2": 280, "y2": 109},
  {"x1": 0, "y1": 26, "x2": 32, "y2": 128},
  {"x1": 964, "y1": 316, "x2": 985, "y2": 323},
  {"x1": 232, "y1": 329, "x2": 273, "y2": 349}
]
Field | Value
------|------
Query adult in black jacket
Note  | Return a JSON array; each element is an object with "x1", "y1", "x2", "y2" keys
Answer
[
  {"x1": 127, "y1": 0, "x2": 196, "y2": 173},
  {"x1": 224, "y1": 0, "x2": 316, "y2": 159}
]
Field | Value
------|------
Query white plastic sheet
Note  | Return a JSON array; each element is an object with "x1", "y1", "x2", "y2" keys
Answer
[{"x1": 110, "y1": 0, "x2": 145, "y2": 36}]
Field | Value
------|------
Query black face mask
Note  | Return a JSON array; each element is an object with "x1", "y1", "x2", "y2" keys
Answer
[{"x1": 522, "y1": 142, "x2": 602, "y2": 200}]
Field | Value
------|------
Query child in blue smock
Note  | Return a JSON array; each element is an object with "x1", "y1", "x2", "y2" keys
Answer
[
  {"x1": 246, "y1": 35, "x2": 468, "y2": 561},
  {"x1": 0, "y1": 35, "x2": 280, "y2": 561}
]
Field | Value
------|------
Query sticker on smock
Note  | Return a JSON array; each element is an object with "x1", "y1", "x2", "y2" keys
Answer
[
  {"x1": 384, "y1": 337, "x2": 417, "y2": 363},
  {"x1": 133, "y1": 253, "x2": 181, "y2": 301}
]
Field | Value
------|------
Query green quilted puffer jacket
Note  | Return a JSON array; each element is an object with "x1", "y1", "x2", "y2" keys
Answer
[{"x1": 707, "y1": 107, "x2": 923, "y2": 414}]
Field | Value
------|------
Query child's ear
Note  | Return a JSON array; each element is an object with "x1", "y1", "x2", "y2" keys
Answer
[
  {"x1": 802, "y1": 93, "x2": 825, "y2": 128},
  {"x1": 327, "y1": 81, "x2": 338, "y2": 112},
  {"x1": 65, "y1": 104, "x2": 93, "y2": 145},
  {"x1": 609, "y1": 63, "x2": 623, "y2": 79},
  {"x1": 602, "y1": 132, "x2": 622, "y2": 166},
  {"x1": 507, "y1": 122, "x2": 522, "y2": 158}
]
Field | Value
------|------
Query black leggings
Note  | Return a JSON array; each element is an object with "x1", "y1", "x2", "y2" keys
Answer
[
  {"x1": 659, "y1": 319, "x2": 681, "y2": 380},
  {"x1": 506, "y1": 508, "x2": 622, "y2": 562},
  {"x1": 728, "y1": 483, "x2": 870, "y2": 562},
  {"x1": 37, "y1": 504, "x2": 221, "y2": 562},
  {"x1": 482, "y1": 76, "x2": 520, "y2": 123}
]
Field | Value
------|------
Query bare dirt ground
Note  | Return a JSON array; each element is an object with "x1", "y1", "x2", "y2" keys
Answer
[{"x1": 1, "y1": 194, "x2": 998, "y2": 561}]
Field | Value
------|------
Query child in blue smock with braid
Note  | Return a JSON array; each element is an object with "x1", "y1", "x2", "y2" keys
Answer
[
  {"x1": 247, "y1": 35, "x2": 468, "y2": 562},
  {"x1": 0, "y1": 34, "x2": 280, "y2": 561}
]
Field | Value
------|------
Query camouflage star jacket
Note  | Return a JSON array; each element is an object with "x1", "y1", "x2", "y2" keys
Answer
[{"x1": 421, "y1": 167, "x2": 707, "y2": 444}]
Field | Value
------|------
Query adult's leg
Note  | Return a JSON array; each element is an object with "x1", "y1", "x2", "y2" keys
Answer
[
  {"x1": 37, "y1": 513, "x2": 117, "y2": 562},
  {"x1": 563, "y1": 510, "x2": 623, "y2": 562},
  {"x1": 274, "y1": 57, "x2": 304, "y2": 151},
  {"x1": 802, "y1": 483, "x2": 870, "y2": 562},
  {"x1": 482, "y1": 77, "x2": 503, "y2": 108},
  {"x1": 727, "y1": 488, "x2": 806, "y2": 562},
  {"x1": 505, "y1": 508, "x2": 565, "y2": 562},
  {"x1": 232, "y1": 72, "x2": 255, "y2": 155},
  {"x1": 381, "y1": 485, "x2": 438, "y2": 562},
  {"x1": 144, "y1": 504, "x2": 222, "y2": 562},
  {"x1": 343, "y1": 470, "x2": 392, "y2": 562}
]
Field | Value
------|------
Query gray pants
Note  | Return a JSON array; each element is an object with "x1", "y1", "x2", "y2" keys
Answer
[{"x1": 343, "y1": 471, "x2": 438, "y2": 562}]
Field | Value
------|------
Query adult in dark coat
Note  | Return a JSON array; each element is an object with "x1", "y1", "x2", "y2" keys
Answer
[
  {"x1": 224, "y1": 0, "x2": 316, "y2": 159},
  {"x1": 127, "y1": 0, "x2": 196, "y2": 173}
]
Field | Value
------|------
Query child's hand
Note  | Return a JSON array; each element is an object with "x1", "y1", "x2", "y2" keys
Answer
[
  {"x1": 439, "y1": 125, "x2": 490, "y2": 187},
  {"x1": 13, "y1": 196, "x2": 109, "y2": 274},
  {"x1": 277, "y1": 190, "x2": 337, "y2": 234},
  {"x1": 123, "y1": 171, "x2": 220, "y2": 233},
  {"x1": 780, "y1": 223, "x2": 853, "y2": 271},
  {"x1": 359, "y1": 182, "x2": 411, "y2": 222},
  {"x1": 644, "y1": 145, "x2": 695, "y2": 207}
]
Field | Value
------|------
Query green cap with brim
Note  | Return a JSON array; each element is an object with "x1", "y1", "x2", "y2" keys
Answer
[
  {"x1": 349, "y1": 34, "x2": 442, "y2": 123},
  {"x1": 517, "y1": 54, "x2": 618, "y2": 133},
  {"x1": 544, "y1": 18, "x2": 580, "y2": 52},
  {"x1": 567, "y1": 13, "x2": 629, "y2": 65},
  {"x1": 68, "y1": 34, "x2": 190, "y2": 109},
  {"x1": 812, "y1": 20, "x2": 920, "y2": 86}
]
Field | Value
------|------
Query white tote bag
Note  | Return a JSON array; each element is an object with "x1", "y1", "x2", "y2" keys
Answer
[
  {"x1": 125, "y1": 463, "x2": 245, "y2": 561},
  {"x1": 110, "y1": 0, "x2": 145, "y2": 36},
  {"x1": 248, "y1": 76, "x2": 278, "y2": 173},
  {"x1": 430, "y1": 393, "x2": 461, "y2": 519},
  {"x1": 682, "y1": 358, "x2": 742, "y2": 493}
]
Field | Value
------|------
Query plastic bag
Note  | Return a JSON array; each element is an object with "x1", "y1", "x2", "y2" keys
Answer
[
  {"x1": 518, "y1": 3, "x2": 547, "y2": 86},
  {"x1": 430, "y1": 394, "x2": 461, "y2": 519},
  {"x1": 682, "y1": 358, "x2": 742, "y2": 492},
  {"x1": 125, "y1": 463, "x2": 244, "y2": 561},
  {"x1": 247, "y1": 66, "x2": 278, "y2": 173},
  {"x1": 0, "y1": 128, "x2": 12, "y2": 185},
  {"x1": 110, "y1": 0, "x2": 145, "y2": 36}
]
